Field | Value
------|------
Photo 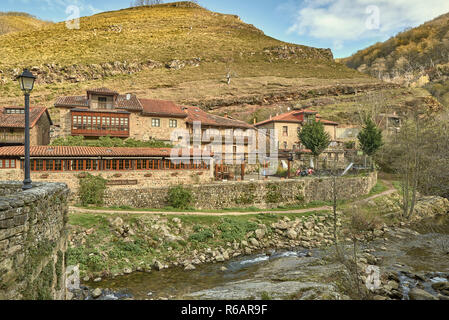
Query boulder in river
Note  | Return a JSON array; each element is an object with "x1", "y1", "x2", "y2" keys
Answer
[
  {"x1": 92, "y1": 288, "x2": 102, "y2": 299},
  {"x1": 409, "y1": 288, "x2": 438, "y2": 300}
]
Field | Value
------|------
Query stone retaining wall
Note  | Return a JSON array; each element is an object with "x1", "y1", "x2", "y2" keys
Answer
[
  {"x1": 0, "y1": 168, "x2": 213, "y2": 199},
  {"x1": 104, "y1": 172, "x2": 377, "y2": 210},
  {"x1": 0, "y1": 182, "x2": 70, "y2": 300}
]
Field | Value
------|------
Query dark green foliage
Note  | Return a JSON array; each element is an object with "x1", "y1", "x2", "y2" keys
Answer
[
  {"x1": 167, "y1": 185, "x2": 193, "y2": 209},
  {"x1": 188, "y1": 225, "x2": 214, "y2": 242},
  {"x1": 79, "y1": 173, "x2": 107, "y2": 206},
  {"x1": 266, "y1": 183, "x2": 282, "y2": 204},
  {"x1": 298, "y1": 121, "x2": 331, "y2": 157},
  {"x1": 217, "y1": 218, "x2": 258, "y2": 242},
  {"x1": 55, "y1": 251, "x2": 64, "y2": 290},
  {"x1": 51, "y1": 135, "x2": 172, "y2": 148},
  {"x1": 357, "y1": 118, "x2": 383, "y2": 157}
]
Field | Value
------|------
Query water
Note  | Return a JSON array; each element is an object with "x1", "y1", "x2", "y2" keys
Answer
[{"x1": 85, "y1": 217, "x2": 449, "y2": 300}]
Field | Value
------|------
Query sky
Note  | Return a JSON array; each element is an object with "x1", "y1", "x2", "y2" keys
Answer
[{"x1": 3, "y1": 0, "x2": 449, "y2": 58}]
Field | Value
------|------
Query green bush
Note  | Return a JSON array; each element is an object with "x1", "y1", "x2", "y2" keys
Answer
[
  {"x1": 217, "y1": 218, "x2": 258, "y2": 242},
  {"x1": 79, "y1": 173, "x2": 107, "y2": 206},
  {"x1": 51, "y1": 135, "x2": 172, "y2": 148},
  {"x1": 189, "y1": 225, "x2": 214, "y2": 242},
  {"x1": 266, "y1": 183, "x2": 282, "y2": 204},
  {"x1": 167, "y1": 185, "x2": 193, "y2": 209}
]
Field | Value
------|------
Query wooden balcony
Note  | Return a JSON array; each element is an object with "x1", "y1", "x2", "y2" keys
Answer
[
  {"x1": 71, "y1": 110, "x2": 130, "y2": 138},
  {"x1": 71, "y1": 128, "x2": 130, "y2": 138},
  {"x1": 0, "y1": 133, "x2": 24, "y2": 144}
]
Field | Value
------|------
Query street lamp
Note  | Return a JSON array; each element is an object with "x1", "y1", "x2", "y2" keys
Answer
[{"x1": 17, "y1": 69, "x2": 36, "y2": 190}]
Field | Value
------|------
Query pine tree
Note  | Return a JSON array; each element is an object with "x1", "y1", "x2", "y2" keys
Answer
[
  {"x1": 357, "y1": 118, "x2": 383, "y2": 168},
  {"x1": 298, "y1": 121, "x2": 331, "y2": 170}
]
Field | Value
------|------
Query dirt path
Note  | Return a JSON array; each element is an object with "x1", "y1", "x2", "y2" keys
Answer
[{"x1": 69, "y1": 180, "x2": 397, "y2": 217}]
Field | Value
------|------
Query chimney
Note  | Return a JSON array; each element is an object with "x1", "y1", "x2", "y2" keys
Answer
[
  {"x1": 126, "y1": 93, "x2": 131, "y2": 101},
  {"x1": 224, "y1": 112, "x2": 228, "y2": 118},
  {"x1": 253, "y1": 118, "x2": 257, "y2": 125}
]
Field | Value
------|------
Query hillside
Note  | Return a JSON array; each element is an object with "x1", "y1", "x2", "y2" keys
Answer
[
  {"x1": 0, "y1": 2, "x2": 440, "y2": 126},
  {"x1": 341, "y1": 12, "x2": 449, "y2": 106},
  {"x1": 0, "y1": 12, "x2": 49, "y2": 36}
]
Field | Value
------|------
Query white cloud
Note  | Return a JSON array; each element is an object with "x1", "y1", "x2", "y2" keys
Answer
[{"x1": 288, "y1": 0, "x2": 449, "y2": 49}]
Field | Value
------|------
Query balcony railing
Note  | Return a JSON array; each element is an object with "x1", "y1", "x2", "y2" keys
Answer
[
  {"x1": 0, "y1": 133, "x2": 24, "y2": 144},
  {"x1": 71, "y1": 127, "x2": 130, "y2": 138}
]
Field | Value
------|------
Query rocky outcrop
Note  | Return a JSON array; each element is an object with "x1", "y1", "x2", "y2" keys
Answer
[
  {"x1": 183, "y1": 82, "x2": 400, "y2": 109},
  {"x1": 1, "y1": 58, "x2": 203, "y2": 84}
]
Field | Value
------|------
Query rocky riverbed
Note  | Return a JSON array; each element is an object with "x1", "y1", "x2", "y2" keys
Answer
[{"x1": 73, "y1": 214, "x2": 449, "y2": 300}]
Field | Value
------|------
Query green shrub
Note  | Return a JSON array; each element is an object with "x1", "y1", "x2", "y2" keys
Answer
[
  {"x1": 51, "y1": 135, "x2": 172, "y2": 148},
  {"x1": 79, "y1": 173, "x2": 107, "y2": 206},
  {"x1": 217, "y1": 218, "x2": 258, "y2": 242},
  {"x1": 189, "y1": 225, "x2": 214, "y2": 242},
  {"x1": 167, "y1": 185, "x2": 193, "y2": 209},
  {"x1": 276, "y1": 167, "x2": 288, "y2": 178},
  {"x1": 266, "y1": 183, "x2": 282, "y2": 204}
]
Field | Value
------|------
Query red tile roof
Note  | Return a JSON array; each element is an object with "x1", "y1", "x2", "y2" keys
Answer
[
  {"x1": 140, "y1": 99, "x2": 187, "y2": 118},
  {"x1": 116, "y1": 94, "x2": 143, "y2": 111},
  {"x1": 0, "y1": 106, "x2": 52, "y2": 128},
  {"x1": 0, "y1": 146, "x2": 209, "y2": 158},
  {"x1": 255, "y1": 110, "x2": 338, "y2": 126},
  {"x1": 54, "y1": 96, "x2": 89, "y2": 108},
  {"x1": 54, "y1": 94, "x2": 142, "y2": 111},
  {"x1": 87, "y1": 87, "x2": 119, "y2": 95},
  {"x1": 183, "y1": 106, "x2": 254, "y2": 129}
]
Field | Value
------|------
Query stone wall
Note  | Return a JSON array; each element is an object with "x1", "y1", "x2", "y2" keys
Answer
[
  {"x1": 104, "y1": 172, "x2": 377, "y2": 210},
  {"x1": 0, "y1": 182, "x2": 70, "y2": 300},
  {"x1": 0, "y1": 167, "x2": 213, "y2": 197}
]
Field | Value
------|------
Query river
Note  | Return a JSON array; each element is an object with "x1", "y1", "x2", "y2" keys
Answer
[{"x1": 80, "y1": 216, "x2": 449, "y2": 300}]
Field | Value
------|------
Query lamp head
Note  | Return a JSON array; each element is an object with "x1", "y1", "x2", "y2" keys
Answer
[{"x1": 18, "y1": 69, "x2": 36, "y2": 93}]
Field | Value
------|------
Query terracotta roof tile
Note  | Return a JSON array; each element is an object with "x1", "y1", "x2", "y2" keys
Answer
[
  {"x1": 116, "y1": 95, "x2": 142, "y2": 111},
  {"x1": 0, "y1": 146, "x2": 208, "y2": 158},
  {"x1": 183, "y1": 106, "x2": 254, "y2": 129},
  {"x1": 255, "y1": 110, "x2": 338, "y2": 126},
  {"x1": 0, "y1": 106, "x2": 51, "y2": 128},
  {"x1": 139, "y1": 99, "x2": 187, "y2": 118},
  {"x1": 87, "y1": 87, "x2": 119, "y2": 95},
  {"x1": 54, "y1": 96, "x2": 89, "y2": 108},
  {"x1": 55, "y1": 94, "x2": 142, "y2": 111}
]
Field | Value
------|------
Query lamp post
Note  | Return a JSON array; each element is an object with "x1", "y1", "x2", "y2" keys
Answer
[{"x1": 17, "y1": 69, "x2": 36, "y2": 190}]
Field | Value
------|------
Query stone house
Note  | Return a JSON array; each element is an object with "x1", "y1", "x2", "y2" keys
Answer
[
  {"x1": 54, "y1": 87, "x2": 262, "y2": 163},
  {"x1": 182, "y1": 105, "x2": 258, "y2": 162},
  {"x1": 254, "y1": 109, "x2": 338, "y2": 151},
  {"x1": 54, "y1": 87, "x2": 188, "y2": 144},
  {"x1": 0, "y1": 106, "x2": 52, "y2": 147},
  {"x1": 0, "y1": 145, "x2": 214, "y2": 193}
]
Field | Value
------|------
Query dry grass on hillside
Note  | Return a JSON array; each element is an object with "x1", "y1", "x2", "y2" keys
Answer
[{"x1": 0, "y1": 12, "x2": 49, "y2": 36}]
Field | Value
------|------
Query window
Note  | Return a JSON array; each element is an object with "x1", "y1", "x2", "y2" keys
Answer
[
  {"x1": 98, "y1": 97, "x2": 107, "y2": 108},
  {"x1": 306, "y1": 115, "x2": 316, "y2": 124},
  {"x1": 283, "y1": 142, "x2": 288, "y2": 150},
  {"x1": 5, "y1": 109, "x2": 24, "y2": 114},
  {"x1": 283, "y1": 126, "x2": 288, "y2": 136},
  {"x1": 152, "y1": 118, "x2": 161, "y2": 127},
  {"x1": 169, "y1": 119, "x2": 178, "y2": 128}
]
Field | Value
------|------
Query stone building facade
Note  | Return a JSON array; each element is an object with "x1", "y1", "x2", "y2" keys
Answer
[
  {"x1": 255, "y1": 109, "x2": 338, "y2": 151},
  {"x1": 53, "y1": 88, "x2": 264, "y2": 163},
  {"x1": 0, "y1": 146, "x2": 214, "y2": 195},
  {"x1": 0, "y1": 106, "x2": 52, "y2": 146}
]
